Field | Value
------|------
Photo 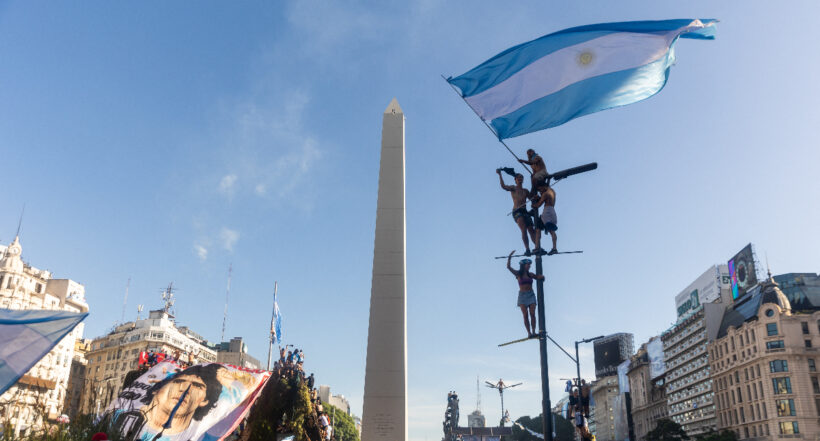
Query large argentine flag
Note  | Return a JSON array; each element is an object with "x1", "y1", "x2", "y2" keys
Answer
[
  {"x1": 448, "y1": 19, "x2": 717, "y2": 139},
  {"x1": 0, "y1": 309, "x2": 88, "y2": 395}
]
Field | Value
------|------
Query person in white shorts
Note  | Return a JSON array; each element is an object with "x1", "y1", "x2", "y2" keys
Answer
[{"x1": 532, "y1": 183, "x2": 558, "y2": 255}]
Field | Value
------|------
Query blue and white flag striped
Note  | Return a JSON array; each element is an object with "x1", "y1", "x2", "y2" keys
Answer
[
  {"x1": 448, "y1": 19, "x2": 717, "y2": 139},
  {"x1": 272, "y1": 291, "x2": 282, "y2": 344},
  {"x1": 0, "y1": 309, "x2": 88, "y2": 395}
]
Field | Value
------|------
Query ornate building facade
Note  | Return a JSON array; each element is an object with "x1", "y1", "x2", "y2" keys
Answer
[
  {"x1": 709, "y1": 276, "x2": 820, "y2": 439},
  {"x1": 0, "y1": 237, "x2": 89, "y2": 435}
]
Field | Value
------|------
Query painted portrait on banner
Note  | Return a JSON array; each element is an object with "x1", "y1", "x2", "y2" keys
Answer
[{"x1": 102, "y1": 361, "x2": 270, "y2": 441}]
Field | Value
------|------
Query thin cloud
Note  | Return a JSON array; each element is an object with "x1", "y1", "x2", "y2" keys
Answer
[
  {"x1": 220, "y1": 228, "x2": 240, "y2": 252},
  {"x1": 194, "y1": 244, "x2": 208, "y2": 261},
  {"x1": 219, "y1": 174, "x2": 238, "y2": 196}
]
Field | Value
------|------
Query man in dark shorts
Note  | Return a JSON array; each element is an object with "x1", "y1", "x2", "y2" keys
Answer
[{"x1": 498, "y1": 170, "x2": 537, "y2": 255}]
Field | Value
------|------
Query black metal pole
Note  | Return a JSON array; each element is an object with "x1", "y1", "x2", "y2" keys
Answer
[
  {"x1": 500, "y1": 389, "x2": 505, "y2": 427},
  {"x1": 575, "y1": 341, "x2": 582, "y2": 393},
  {"x1": 535, "y1": 254, "x2": 553, "y2": 441}
]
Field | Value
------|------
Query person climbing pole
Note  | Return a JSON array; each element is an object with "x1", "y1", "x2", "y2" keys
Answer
[
  {"x1": 507, "y1": 251, "x2": 544, "y2": 338},
  {"x1": 531, "y1": 181, "x2": 558, "y2": 255},
  {"x1": 518, "y1": 149, "x2": 549, "y2": 198},
  {"x1": 498, "y1": 170, "x2": 537, "y2": 256}
]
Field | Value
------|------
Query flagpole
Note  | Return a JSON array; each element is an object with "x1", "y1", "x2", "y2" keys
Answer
[
  {"x1": 267, "y1": 281, "x2": 278, "y2": 371},
  {"x1": 441, "y1": 75, "x2": 532, "y2": 175}
]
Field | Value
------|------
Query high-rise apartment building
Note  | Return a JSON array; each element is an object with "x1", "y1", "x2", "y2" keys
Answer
[
  {"x1": 709, "y1": 275, "x2": 820, "y2": 439},
  {"x1": 0, "y1": 237, "x2": 89, "y2": 435},
  {"x1": 661, "y1": 265, "x2": 731, "y2": 436}
]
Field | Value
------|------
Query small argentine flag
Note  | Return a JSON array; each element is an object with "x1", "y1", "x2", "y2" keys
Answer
[{"x1": 448, "y1": 19, "x2": 717, "y2": 139}]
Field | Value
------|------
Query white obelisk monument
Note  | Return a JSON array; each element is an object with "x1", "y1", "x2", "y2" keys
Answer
[{"x1": 362, "y1": 98, "x2": 407, "y2": 441}]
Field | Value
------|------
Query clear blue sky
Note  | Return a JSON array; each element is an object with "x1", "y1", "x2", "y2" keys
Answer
[{"x1": 1, "y1": 2, "x2": 818, "y2": 440}]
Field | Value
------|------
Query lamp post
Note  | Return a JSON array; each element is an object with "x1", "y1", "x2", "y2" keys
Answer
[{"x1": 574, "y1": 336, "x2": 604, "y2": 391}]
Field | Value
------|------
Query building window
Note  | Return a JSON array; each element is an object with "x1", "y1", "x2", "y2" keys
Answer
[
  {"x1": 766, "y1": 340, "x2": 785, "y2": 350},
  {"x1": 743, "y1": 427, "x2": 749, "y2": 438},
  {"x1": 815, "y1": 398, "x2": 820, "y2": 417},
  {"x1": 772, "y1": 377, "x2": 792, "y2": 394},
  {"x1": 765, "y1": 309, "x2": 774, "y2": 317},
  {"x1": 778, "y1": 421, "x2": 799, "y2": 435},
  {"x1": 803, "y1": 322, "x2": 810, "y2": 334},
  {"x1": 750, "y1": 329, "x2": 756, "y2": 342},
  {"x1": 810, "y1": 359, "x2": 817, "y2": 372},
  {"x1": 766, "y1": 323, "x2": 778, "y2": 336},
  {"x1": 813, "y1": 377, "x2": 820, "y2": 394},
  {"x1": 769, "y1": 360, "x2": 788, "y2": 372},
  {"x1": 776, "y1": 399, "x2": 796, "y2": 416},
  {"x1": 806, "y1": 340, "x2": 813, "y2": 348},
  {"x1": 753, "y1": 382, "x2": 758, "y2": 400},
  {"x1": 737, "y1": 387, "x2": 743, "y2": 403}
]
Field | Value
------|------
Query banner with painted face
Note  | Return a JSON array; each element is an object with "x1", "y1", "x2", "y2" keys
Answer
[{"x1": 102, "y1": 361, "x2": 270, "y2": 441}]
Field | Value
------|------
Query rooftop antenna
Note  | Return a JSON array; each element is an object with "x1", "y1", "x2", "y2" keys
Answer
[
  {"x1": 161, "y1": 282, "x2": 176, "y2": 316},
  {"x1": 766, "y1": 252, "x2": 772, "y2": 279},
  {"x1": 221, "y1": 263, "x2": 232, "y2": 342},
  {"x1": 476, "y1": 375, "x2": 482, "y2": 412},
  {"x1": 121, "y1": 277, "x2": 131, "y2": 324},
  {"x1": 15, "y1": 203, "x2": 25, "y2": 239},
  {"x1": 136, "y1": 304, "x2": 144, "y2": 320}
]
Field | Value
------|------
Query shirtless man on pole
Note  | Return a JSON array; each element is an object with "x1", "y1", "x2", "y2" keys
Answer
[
  {"x1": 518, "y1": 149, "x2": 549, "y2": 199},
  {"x1": 498, "y1": 169, "x2": 536, "y2": 256},
  {"x1": 532, "y1": 182, "x2": 558, "y2": 255}
]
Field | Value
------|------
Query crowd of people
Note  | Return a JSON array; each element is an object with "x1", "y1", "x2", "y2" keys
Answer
[
  {"x1": 271, "y1": 346, "x2": 335, "y2": 441},
  {"x1": 567, "y1": 380, "x2": 594, "y2": 441}
]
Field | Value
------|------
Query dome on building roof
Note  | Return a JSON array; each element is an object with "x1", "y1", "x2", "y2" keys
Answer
[{"x1": 760, "y1": 276, "x2": 791, "y2": 314}]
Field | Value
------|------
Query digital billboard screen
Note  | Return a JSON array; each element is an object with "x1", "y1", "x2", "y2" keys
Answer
[
  {"x1": 728, "y1": 243, "x2": 758, "y2": 300},
  {"x1": 594, "y1": 339, "x2": 624, "y2": 378}
]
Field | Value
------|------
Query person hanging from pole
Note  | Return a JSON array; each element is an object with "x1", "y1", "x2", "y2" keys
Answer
[
  {"x1": 580, "y1": 379, "x2": 591, "y2": 418},
  {"x1": 498, "y1": 170, "x2": 537, "y2": 256},
  {"x1": 531, "y1": 181, "x2": 558, "y2": 255},
  {"x1": 518, "y1": 149, "x2": 549, "y2": 199},
  {"x1": 507, "y1": 251, "x2": 543, "y2": 338}
]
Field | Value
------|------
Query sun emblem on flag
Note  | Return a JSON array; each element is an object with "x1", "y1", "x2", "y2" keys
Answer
[{"x1": 578, "y1": 50, "x2": 594, "y2": 67}]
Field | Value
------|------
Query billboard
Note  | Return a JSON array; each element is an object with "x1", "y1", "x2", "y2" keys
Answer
[
  {"x1": 675, "y1": 265, "x2": 724, "y2": 318},
  {"x1": 594, "y1": 334, "x2": 632, "y2": 378},
  {"x1": 728, "y1": 243, "x2": 758, "y2": 300},
  {"x1": 646, "y1": 337, "x2": 666, "y2": 379}
]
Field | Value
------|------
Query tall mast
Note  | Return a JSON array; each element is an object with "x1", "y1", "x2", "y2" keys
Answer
[
  {"x1": 121, "y1": 277, "x2": 131, "y2": 324},
  {"x1": 221, "y1": 263, "x2": 232, "y2": 342}
]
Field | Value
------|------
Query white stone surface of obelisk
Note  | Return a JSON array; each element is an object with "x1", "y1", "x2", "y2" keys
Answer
[{"x1": 361, "y1": 98, "x2": 407, "y2": 441}]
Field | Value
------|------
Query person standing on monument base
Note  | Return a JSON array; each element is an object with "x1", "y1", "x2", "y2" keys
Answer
[
  {"x1": 507, "y1": 251, "x2": 543, "y2": 338},
  {"x1": 498, "y1": 170, "x2": 537, "y2": 256}
]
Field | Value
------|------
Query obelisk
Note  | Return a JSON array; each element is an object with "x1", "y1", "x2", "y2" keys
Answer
[{"x1": 362, "y1": 98, "x2": 407, "y2": 441}]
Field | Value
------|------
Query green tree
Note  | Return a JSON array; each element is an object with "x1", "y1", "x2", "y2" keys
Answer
[
  {"x1": 646, "y1": 418, "x2": 690, "y2": 441},
  {"x1": 511, "y1": 413, "x2": 575, "y2": 441},
  {"x1": 695, "y1": 429, "x2": 738, "y2": 441},
  {"x1": 323, "y1": 403, "x2": 360, "y2": 441}
]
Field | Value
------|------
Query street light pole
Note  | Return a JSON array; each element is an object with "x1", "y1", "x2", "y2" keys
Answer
[{"x1": 534, "y1": 255, "x2": 553, "y2": 441}]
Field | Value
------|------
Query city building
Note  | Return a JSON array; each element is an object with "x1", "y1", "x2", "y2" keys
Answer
[
  {"x1": 63, "y1": 338, "x2": 92, "y2": 420},
  {"x1": 319, "y1": 384, "x2": 351, "y2": 415},
  {"x1": 0, "y1": 237, "x2": 89, "y2": 435},
  {"x1": 661, "y1": 265, "x2": 731, "y2": 436},
  {"x1": 590, "y1": 375, "x2": 620, "y2": 441},
  {"x1": 215, "y1": 337, "x2": 261, "y2": 369},
  {"x1": 81, "y1": 305, "x2": 217, "y2": 414},
  {"x1": 709, "y1": 274, "x2": 820, "y2": 439},
  {"x1": 627, "y1": 340, "x2": 668, "y2": 441}
]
